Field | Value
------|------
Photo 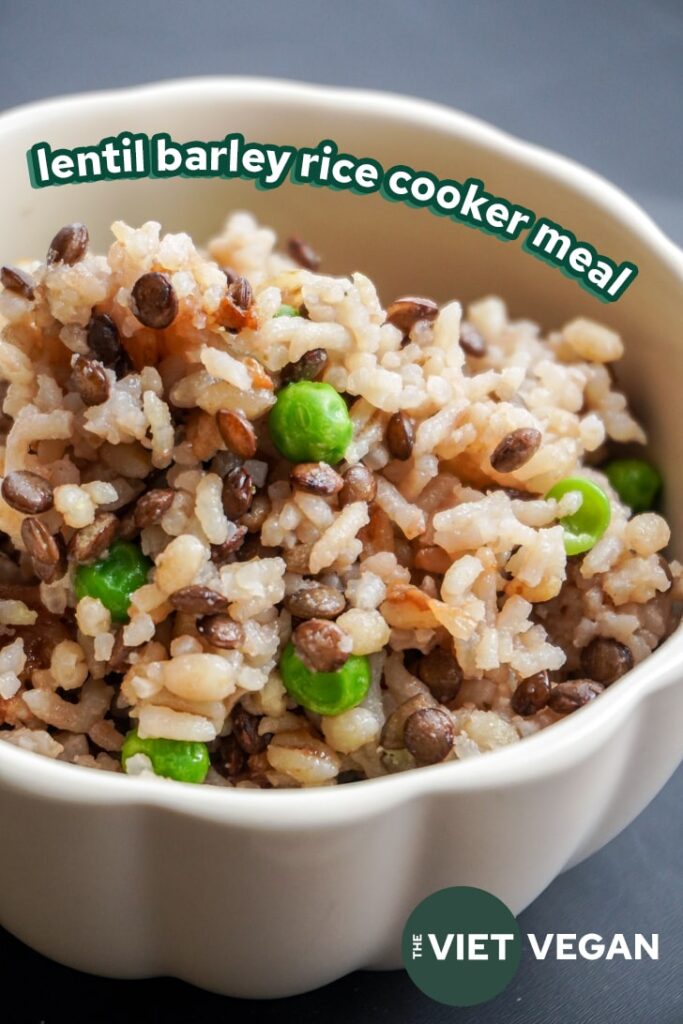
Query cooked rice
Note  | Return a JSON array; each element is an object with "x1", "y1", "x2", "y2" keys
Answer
[{"x1": 0, "y1": 210, "x2": 679, "y2": 788}]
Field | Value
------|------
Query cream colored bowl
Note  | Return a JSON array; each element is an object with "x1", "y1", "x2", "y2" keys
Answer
[{"x1": 0, "y1": 78, "x2": 681, "y2": 999}]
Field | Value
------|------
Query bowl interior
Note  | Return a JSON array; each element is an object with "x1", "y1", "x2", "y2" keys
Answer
[{"x1": 2, "y1": 78, "x2": 682, "y2": 549}]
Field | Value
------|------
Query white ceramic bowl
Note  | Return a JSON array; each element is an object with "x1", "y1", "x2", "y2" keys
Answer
[{"x1": 0, "y1": 78, "x2": 682, "y2": 999}]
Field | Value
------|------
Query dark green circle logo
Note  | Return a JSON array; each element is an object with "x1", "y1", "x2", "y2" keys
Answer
[{"x1": 402, "y1": 886, "x2": 522, "y2": 1007}]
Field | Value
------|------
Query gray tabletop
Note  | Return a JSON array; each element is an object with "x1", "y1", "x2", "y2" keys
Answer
[{"x1": 1, "y1": 2, "x2": 681, "y2": 1021}]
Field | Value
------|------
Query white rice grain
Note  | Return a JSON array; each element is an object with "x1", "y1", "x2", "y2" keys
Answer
[{"x1": 309, "y1": 502, "x2": 370, "y2": 573}]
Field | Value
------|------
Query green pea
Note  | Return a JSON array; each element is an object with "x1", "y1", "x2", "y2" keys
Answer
[
  {"x1": 604, "y1": 458, "x2": 662, "y2": 513},
  {"x1": 279, "y1": 642, "x2": 371, "y2": 716},
  {"x1": 121, "y1": 728, "x2": 209, "y2": 784},
  {"x1": 74, "y1": 540, "x2": 151, "y2": 622},
  {"x1": 268, "y1": 380, "x2": 353, "y2": 463},
  {"x1": 545, "y1": 477, "x2": 611, "y2": 556},
  {"x1": 275, "y1": 303, "x2": 299, "y2": 318}
]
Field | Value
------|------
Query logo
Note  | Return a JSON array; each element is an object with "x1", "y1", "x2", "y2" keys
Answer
[
  {"x1": 402, "y1": 886, "x2": 522, "y2": 1007},
  {"x1": 25, "y1": 132, "x2": 637, "y2": 302}
]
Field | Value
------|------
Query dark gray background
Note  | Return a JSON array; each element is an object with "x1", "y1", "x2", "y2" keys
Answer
[{"x1": 0, "y1": 1, "x2": 681, "y2": 1021}]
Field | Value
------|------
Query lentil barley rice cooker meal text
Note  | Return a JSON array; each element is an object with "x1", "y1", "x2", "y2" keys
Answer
[{"x1": 0, "y1": 213, "x2": 679, "y2": 786}]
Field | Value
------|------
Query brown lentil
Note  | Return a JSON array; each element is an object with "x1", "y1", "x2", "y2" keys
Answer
[
  {"x1": 197, "y1": 613, "x2": 245, "y2": 649},
  {"x1": 1, "y1": 265, "x2": 35, "y2": 301},
  {"x1": 459, "y1": 322, "x2": 487, "y2": 357},
  {"x1": 284, "y1": 583, "x2": 346, "y2": 620},
  {"x1": 33, "y1": 547, "x2": 64, "y2": 584},
  {"x1": 131, "y1": 272, "x2": 178, "y2": 329},
  {"x1": 227, "y1": 274, "x2": 253, "y2": 311},
  {"x1": 21, "y1": 516, "x2": 57, "y2": 564},
  {"x1": 548, "y1": 679, "x2": 604, "y2": 715},
  {"x1": 416, "y1": 648, "x2": 462, "y2": 703},
  {"x1": 237, "y1": 494, "x2": 270, "y2": 533},
  {"x1": 169, "y1": 586, "x2": 229, "y2": 615},
  {"x1": 386, "y1": 411, "x2": 415, "y2": 461},
  {"x1": 87, "y1": 313, "x2": 122, "y2": 366},
  {"x1": 68, "y1": 512, "x2": 119, "y2": 564},
  {"x1": 222, "y1": 466, "x2": 255, "y2": 519},
  {"x1": 21, "y1": 517, "x2": 66, "y2": 583},
  {"x1": 46, "y1": 223, "x2": 89, "y2": 266},
  {"x1": 218, "y1": 274, "x2": 254, "y2": 331},
  {"x1": 282, "y1": 543, "x2": 313, "y2": 574},
  {"x1": 510, "y1": 671, "x2": 551, "y2": 716},
  {"x1": 134, "y1": 488, "x2": 175, "y2": 528},
  {"x1": 216, "y1": 408, "x2": 257, "y2": 459},
  {"x1": 70, "y1": 355, "x2": 110, "y2": 406},
  {"x1": 580, "y1": 637, "x2": 634, "y2": 685},
  {"x1": 287, "y1": 236, "x2": 321, "y2": 271},
  {"x1": 232, "y1": 704, "x2": 272, "y2": 755},
  {"x1": 210, "y1": 525, "x2": 248, "y2": 565},
  {"x1": 386, "y1": 296, "x2": 438, "y2": 335},
  {"x1": 116, "y1": 510, "x2": 140, "y2": 542},
  {"x1": 279, "y1": 348, "x2": 328, "y2": 388},
  {"x1": 1, "y1": 470, "x2": 54, "y2": 514},
  {"x1": 490, "y1": 427, "x2": 542, "y2": 473},
  {"x1": 290, "y1": 461, "x2": 344, "y2": 496},
  {"x1": 413, "y1": 546, "x2": 452, "y2": 574},
  {"x1": 292, "y1": 619, "x2": 350, "y2": 673},
  {"x1": 381, "y1": 693, "x2": 438, "y2": 749},
  {"x1": 404, "y1": 707, "x2": 454, "y2": 765},
  {"x1": 339, "y1": 464, "x2": 376, "y2": 506}
]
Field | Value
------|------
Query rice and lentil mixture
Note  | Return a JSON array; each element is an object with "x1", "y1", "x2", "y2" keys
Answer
[{"x1": 0, "y1": 212, "x2": 679, "y2": 787}]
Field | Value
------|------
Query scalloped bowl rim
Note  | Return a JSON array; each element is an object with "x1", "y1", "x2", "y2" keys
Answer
[{"x1": 0, "y1": 76, "x2": 681, "y2": 828}]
